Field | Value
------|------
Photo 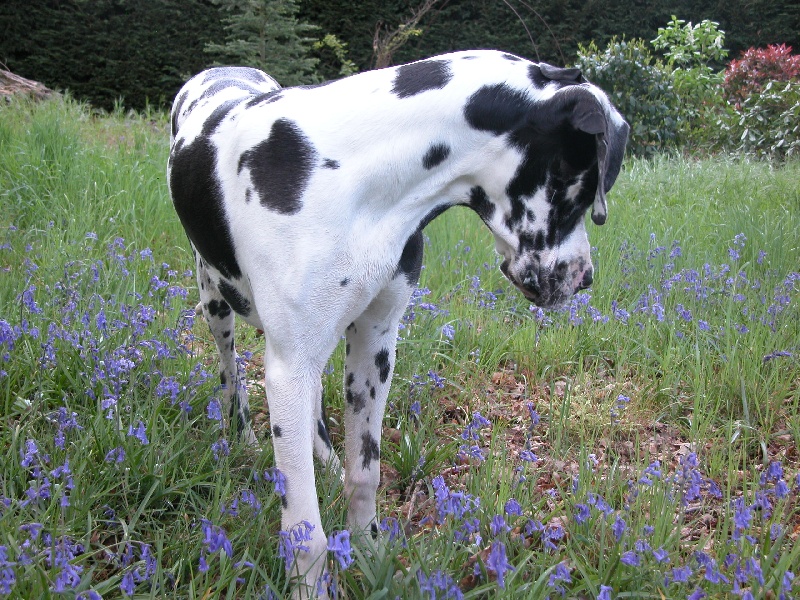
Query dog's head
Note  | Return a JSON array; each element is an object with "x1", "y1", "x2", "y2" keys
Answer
[{"x1": 466, "y1": 63, "x2": 629, "y2": 308}]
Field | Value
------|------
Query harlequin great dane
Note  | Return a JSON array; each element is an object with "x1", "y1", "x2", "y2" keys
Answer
[{"x1": 168, "y1": 49, "x2": 628, "y2": 596}]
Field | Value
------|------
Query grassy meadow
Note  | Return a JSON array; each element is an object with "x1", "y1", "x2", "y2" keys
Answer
[{"x1": 0, "y1": 96, "x2": 798, "y2": 599}]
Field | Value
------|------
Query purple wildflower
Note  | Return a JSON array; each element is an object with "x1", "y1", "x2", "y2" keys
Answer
[
  {"x1": 105, "y1": 447, "x2": 126, "y2": 463},
  {"x1": 326, "y1": 530, "x2": 354, "y2": 570},
  {"x1": 441, "y1": 323, "x2": 455, "y2": 340},
  {"x1": 120, "y1": 571, "x2": 136, "y2": 596},
  {"x1": 487, "y1": 541, "x2": 514, "y2": 589},
  {"x1": 262, "y1": 468, "x2": 287, "y2": 497},
  {"x1": 687, "y1": 588, "x2": 706, "y2": 600},
  {"x1": 574, "y1": 503, "x2": 590, "y2": 524},
  {"x1": 127, "y1": 421, "x2": 148, "y2": 445},
  {"x1": 504, "y1": 498, "x2": 523, "y2": 517},
  {"x1": 417, "y1": 569, "x2": 463, "y2": 599},
  {"x1": 611, "y1": 515, "x2": 627, "y2": 541},
  {"x1": 621, "y1": 551, "x2": 640, "y2": 567},
  {"x1": 206, "y1": 398, "x2": 222, "y2": 421},
  {"x1": 490, "y1": 514, "x2": 510, "y2": 536},
  {"x1": 598, "y1": 584, "x2": 613, "y2": 600},
  {"x1": 652, "y1": 547, "x2": 670, "y2": 563},
  {"x1": 547, "y1": 561, "x2": 572, "y2": 596},
  {"x1": 671, "y1": 565, "x2": 692, "y2": 583}
]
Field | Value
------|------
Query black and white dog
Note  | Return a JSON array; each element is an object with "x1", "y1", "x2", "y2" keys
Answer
[{"x1": 168, "y1": 49, "x2": 628, "y2": 595}]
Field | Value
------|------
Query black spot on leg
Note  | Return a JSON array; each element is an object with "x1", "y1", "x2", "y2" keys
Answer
[
  {"x1": 422, "y1": 143, "x2": 450, "y2": 169},
  {"x1": 340, "y1": 278, "x2": 349, "y2": 286},
  {"x1": 207, "y1": 299, "x2": 231, "y2": 319},
  {"x1": 347, "y1": 372, "x2": 355, "y2": 387},
  {"x1": 375, "y1": 349, "x2": 391, "y2": 384},
  {"x1": 322, "y1": 159, "x2": 340, "y2": 169},
  {"x1": 220, "y1": 372, "x2": 227, "y2": 386},
  {"x1": 219, "y1": 280, "x2": 251, "y2": 316},
  {"x1": 370, "y1": 521, "x2": 379, "y2": 539},
  {"x1": 360, "y1": 432, "x2": 380, "y2": 469},
  {"x1": 222, "y1": 330, "x2": 231, "y2": 338},
  {"x1": 238, "y1": 118, "x2": 316, "y2": 215},
  {"x1": 370, "y1": 387, "x2": 376, "y2": 399},
  {"x1": 317, "y1": 419, "x2": 332, "y2": 449},
  {"x1": 281, "y1": 495, "x2": 288, "y2": 509},
  {"x1": 391, "y1": 60, "x2": 452, "y2": 98},
  {"x1": 273, "y1": 424, "x2": 282, "y2": 437},
  {"x1": 346, "y1": 343, "x2": 350, "y2": 356},
  {"x1": 346, "y1": 389, "x2": 366, "y2": 413}
]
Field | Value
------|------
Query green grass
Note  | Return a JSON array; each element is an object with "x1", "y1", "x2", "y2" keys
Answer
[{"x1": 0, "y1": 96, "x2": 798, "y2": 599}]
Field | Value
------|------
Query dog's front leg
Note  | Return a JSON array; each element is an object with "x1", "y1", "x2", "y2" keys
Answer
[
  {"x1": 264, "y1": 357, "x2": 328, "y2": 598},
  {"x1": 343, "y1": 275, "x2": 416, "y2": 537}
]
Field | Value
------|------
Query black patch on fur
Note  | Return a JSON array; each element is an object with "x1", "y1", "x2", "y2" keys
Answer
[
  {"x1": 220, "y1": 372, "x2": 227, "y2": 386},
  {"x1": 503, "y1": 53, "x2": 522, "y2": 61},
  {"x1": 527, "y1": 65, "x2": 549, "y2": 89},
  {"x1": 238, "y1": 118, "x2": 316, "y2": 215},
  {"x1": 360, "y1": 432, "x2": 380, "y2": 469},
  {"x1": 346, "y1": 389, "x2": 366, "y2": 413},
  {"x1": 375, "y1": 349, "x2": 391, "y2": 384},
  {"x1": 340, "y1": 278, "x2": 349, "y2": 286},
  {"x1": 463, "y1": 84, "x2": 532, "y2": 135},
  {"x1": 346, "y1": 343, "x2": 350, "y2": 356},
  {"x1": 322, "y1": 159, "x2": 340, "y2": 169},
  {"x1": 281, "y1": 495, "x2": 288, "y2": 509},
  {"x1": 347, "y1": 372, "x2": 355, "y2": 387},
  {"x1": 468, "y1": 186, "x2": 495, "y2": 223},
  {"x1": 273, "y1": 424, "x2": 282, "y2": 437},
  {"x1": 206, "y1": 299, "x2": 231, "y2": 319},
  {"x1": 391, "y1": 60, "x2": 452, "y2": 98},
  {"x1": 370, "y1": 521, "x2": 379, "y2": 539},
  {"x1": 171, "y1": 89, "x2": 189, "y2": 138},
  {"x1": 245, "y1": 89, "x2": 283, "y2": 108},
  {"x1": 218, "y1": 280, "x2": 251, "y2": 317},
  {"x1": 395, "y1": 230, "x2": 424, "y2": 285},
  {"x1": 317, "y1": 418, "x2": 332, "y2": 449},
  {"x1": 370, "y1": 387, "x2": 376, "y2": 399},
  {"x1": 422, "y1": 143, "x2": 450, "y2": 170},
  {"x1": 170, "y1": 100, "x2": 243, "y2": 280}
]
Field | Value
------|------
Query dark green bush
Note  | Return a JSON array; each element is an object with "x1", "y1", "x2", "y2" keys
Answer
[{"x1": 576, "y1": 38, "x2": 679, "y2": 157}]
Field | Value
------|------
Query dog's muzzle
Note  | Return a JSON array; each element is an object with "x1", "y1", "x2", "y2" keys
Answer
[{"x1": 502, "y1": 260, "x2": 593, "y2": 308}]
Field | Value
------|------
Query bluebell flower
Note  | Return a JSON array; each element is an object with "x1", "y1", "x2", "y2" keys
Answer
[
  {"x1": 490, "y1": 514, "x2": 510, "y2": 536},
  {"x1": 598, "y1": 584, "x2": 613, "y2": 600},
  {"x1": 201, "y1": 519, "x2": 233, "y2": 557},
  {"x1": 520, "y1": 450, "x2": 538, "y2": 462},
  {"x1": 441, "y1": 323, "x2": 455, "y2": 340},
  {"x1": 487, "y1": 541, "x2": 514, "y2": 589},
  {"x1": 211, "y1": 439, "x2": 230, "y2": 461},
  {"x1": 526, "y1": 403, "x2": 540, "y2": 426},
  {"x1": 620, "y1": 551, "x2": 639, "y2": 567},
  {"x1": 206, "y1": 398, "x2": 222, "y2": 421},
  {"x1": 417, "y1": 569, "x2": 463, "y2": 599},
  {"x1": 428, "y1": 370, "x2": 446, "y2": 389},
  {"x1": 262, "y1": 468, "x2": 287, "y2": 498},
  {"x1": 504, "y1": 498, "x2": 522, "y2": 517},
  {"x1": 652, "y1": 547, "x2": 670, "y2": 563},
  {"x1": 120, "y1": 571, "x2": 136, "y2": 596},
  {"x1": 671, "y1": 565, "x2": 692, "y2": 583},
  {"x1": 105, "y1": 447, "x2": 126, "y2": 463},
  {"x1": 611, "y1": 515, "x2": 627, "y2": 541},
  {"x1": 326, "y1": 530, "x2": 354, "y2": 570},
  {"x1": 547, "y1": 561, "x2": 571, "y2": 596},
  {"x1": 687, "y1": 587, "x2": 706, "y2": 600},
  {"x1": 574, "y1": 504, "x2": 590, "y2": 524},
  {"x1": 127, "y1": 421, "x2": 149, "y2": 445}
]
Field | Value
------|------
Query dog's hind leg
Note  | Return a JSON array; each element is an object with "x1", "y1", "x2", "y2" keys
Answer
[
  {"x1": 342, "y1": 233, "x2": 422, "y2": 536},
  {"x1": 314, "y1": 387, "x2": 344, "y2": 479},
  {"x1": 195, "y1": 254, "x2": 258, "y2": 445}
]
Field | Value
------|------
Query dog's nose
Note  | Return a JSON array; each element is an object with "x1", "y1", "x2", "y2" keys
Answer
[
  {"x1": 522, "y1": 270, "x2": 541, "y2": 295},
  {"x1": 578, "y1": 268, "x2": 593, "y2": 290}
]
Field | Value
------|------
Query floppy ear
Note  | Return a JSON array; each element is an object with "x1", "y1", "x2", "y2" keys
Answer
[{"x1": 561, "y1": 87, "x2": 629, "y2": 225}]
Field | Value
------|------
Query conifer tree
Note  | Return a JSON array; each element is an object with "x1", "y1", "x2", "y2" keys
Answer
[{"x1": 204, "y1": 0, "x2": 320, "y2": 85}]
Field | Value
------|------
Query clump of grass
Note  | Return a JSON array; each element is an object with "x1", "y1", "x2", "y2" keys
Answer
[{"x1": 1, "y1": 97, "x2": 798, "y2": 598}]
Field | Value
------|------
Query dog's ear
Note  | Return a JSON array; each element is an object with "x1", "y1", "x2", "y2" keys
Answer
[
  {"x1": 541, "y1": 86, "x2": 629, "y2": 225},
  {"x1": 539, "y1": 62, "x2": 585, "y2": 84}
]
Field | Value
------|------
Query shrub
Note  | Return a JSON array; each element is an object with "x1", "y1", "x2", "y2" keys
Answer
[
  {"x1": 576, "y1": 38, "x2": 679, "y2": 157},
  {"x1": 724, "y1": 44, "x2": 800, "y2": 105}
]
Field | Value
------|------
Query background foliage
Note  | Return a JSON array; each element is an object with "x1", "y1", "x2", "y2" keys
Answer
[{"x1": 1, "y1": 0, "x2": 799, "y2": 111}]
